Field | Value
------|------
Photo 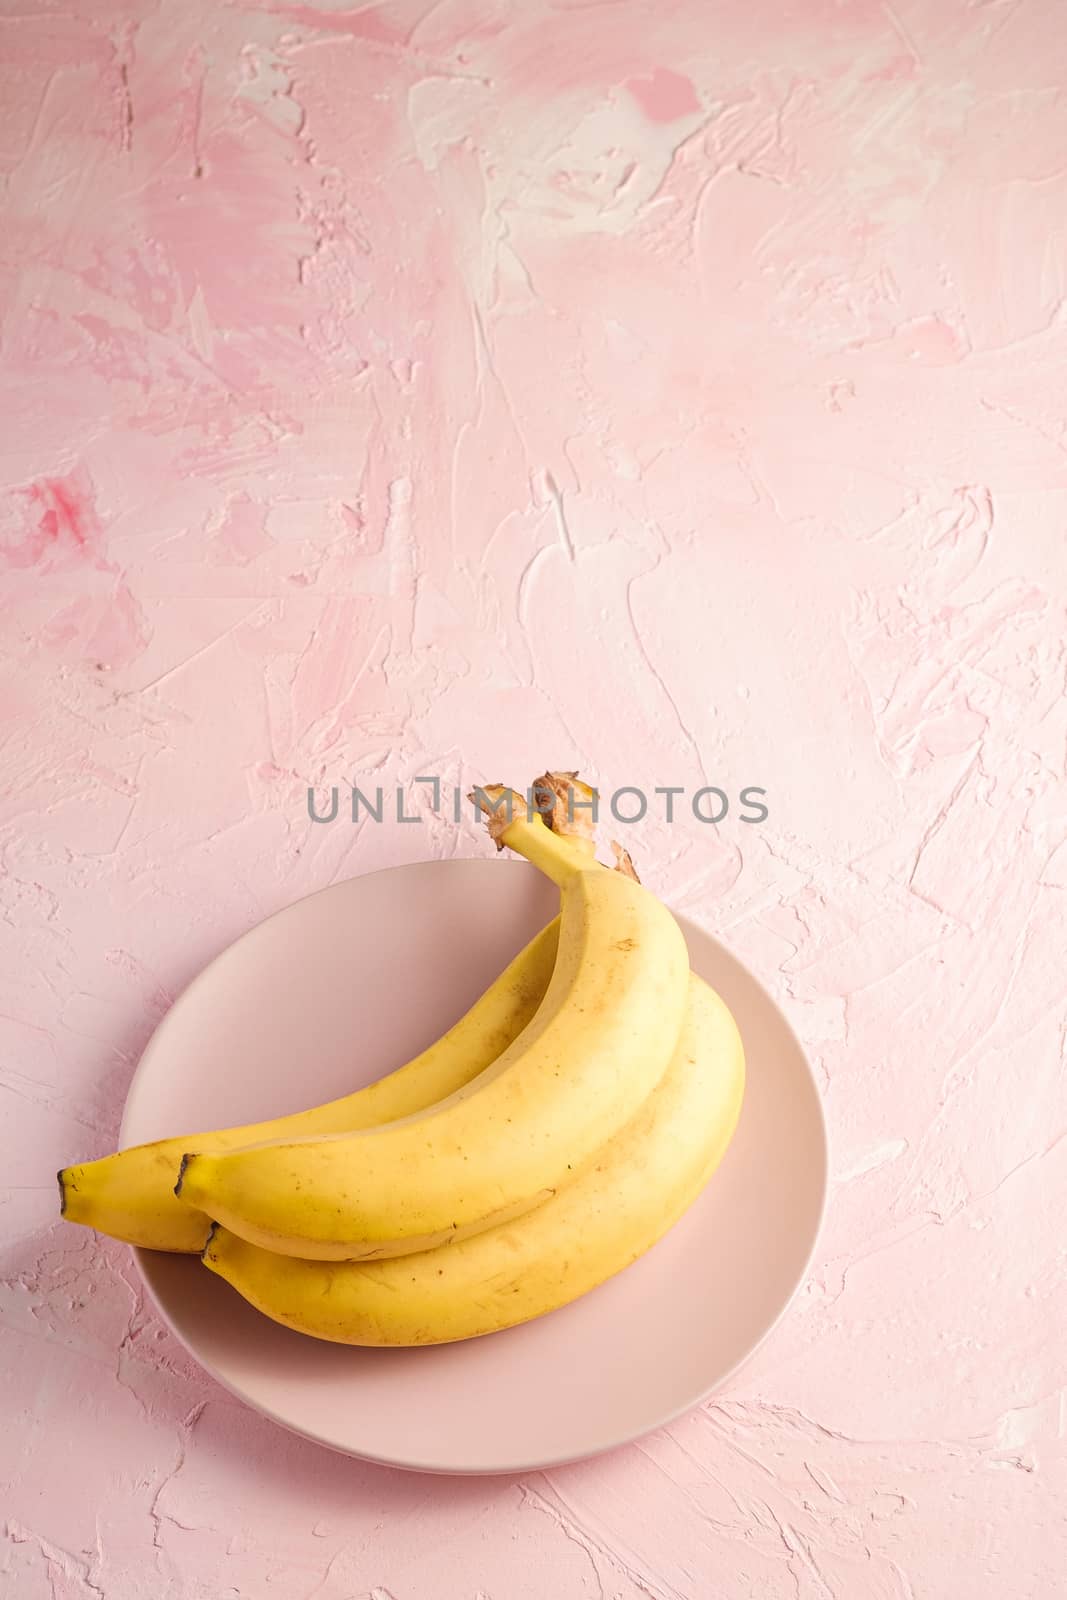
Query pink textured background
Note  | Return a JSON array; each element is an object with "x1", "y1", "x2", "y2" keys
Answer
[{"x1": 2, "y1": 0, "x2": 1065, "y2": 1594}]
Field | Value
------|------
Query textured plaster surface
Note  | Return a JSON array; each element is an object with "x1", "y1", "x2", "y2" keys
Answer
[{"x1": 2, "y1": 0, "x2": 1066, "y2": 1595}]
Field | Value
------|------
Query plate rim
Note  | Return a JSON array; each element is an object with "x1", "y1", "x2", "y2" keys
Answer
[{"x1": 123, "y1": 857, "x2": 830, "y2": 1476}]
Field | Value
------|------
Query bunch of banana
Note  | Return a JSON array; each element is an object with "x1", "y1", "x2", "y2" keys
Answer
[
  {"x1": 58, "y1": 773, "x2": 745, "y2": 1345},
  {"x1": 204, "y1": 975, "x2": 743, "y2": 1344}
]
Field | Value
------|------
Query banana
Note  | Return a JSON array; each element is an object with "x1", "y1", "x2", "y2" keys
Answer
[
  {"x1": 177, "y1": 792, "x2": 690, "y2": 1261},
  {"x1": 58, "y1": 917, "x2": 561, "y2": 1252},
  {"x1": 202, "y1": 974, "x2": 744, "y2": 1344}
]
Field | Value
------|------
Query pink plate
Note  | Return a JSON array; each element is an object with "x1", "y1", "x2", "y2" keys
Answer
[{"x1": 121, "y1": 859, "x2": 827, "y2": 1474}]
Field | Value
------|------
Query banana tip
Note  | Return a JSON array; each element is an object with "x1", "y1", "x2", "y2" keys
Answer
[
  {"x1": 201, "y1": 1219, "x2": 220, "y2": 1265},
  {"x1": 56, "y1": 1168, "x2": 67, "y2": 1217}
]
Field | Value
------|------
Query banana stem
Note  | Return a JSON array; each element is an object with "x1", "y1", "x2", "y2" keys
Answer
[
  {"x1": 529, "y1": 770, "x2": 598, "y2": 851},
  {"x1": 470, "y1": 786, "x2": 597, "y2": 887}
]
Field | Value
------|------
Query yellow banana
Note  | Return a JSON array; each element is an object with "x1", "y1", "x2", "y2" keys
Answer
[
  {"x1": 177, "y1": 793, "x2": 690, "y2": 1261},
  {"x1": 202, "y1": 974, "x2": 744, "y2": 1344},
  {"x1": 58, "y1": 917, "x2": 560, "y2": 1252}
]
